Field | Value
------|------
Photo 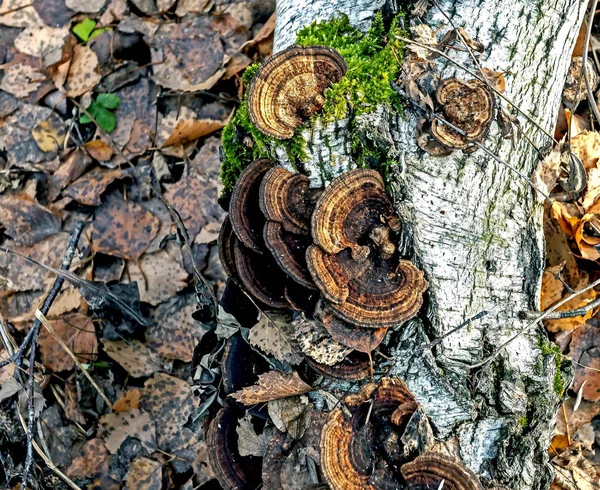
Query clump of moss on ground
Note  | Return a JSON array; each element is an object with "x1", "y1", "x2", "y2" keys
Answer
[
  {"x1": 220, "y1": 12, "x2": 406, "y2": 194},
  {"x1": 296, "y1": 12, "x2": 405, "y2": 121}
]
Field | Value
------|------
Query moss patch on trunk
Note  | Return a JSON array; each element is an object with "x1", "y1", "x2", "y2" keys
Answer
[{"x1": 220, "y1": 12, "x2": 406, "y2": 195}]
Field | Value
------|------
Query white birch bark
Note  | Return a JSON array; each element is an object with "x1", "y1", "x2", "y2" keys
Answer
[{"x1": 274, "y1": 0, "x2": 587, "y2": 489}]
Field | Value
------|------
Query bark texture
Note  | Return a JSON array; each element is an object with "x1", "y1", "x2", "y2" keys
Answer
[{"x1": 274, "y1": 0, "x2": 586, "y2": 489}]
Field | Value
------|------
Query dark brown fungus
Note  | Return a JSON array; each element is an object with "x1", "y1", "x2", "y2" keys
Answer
[
  {"x1": 207, "y1": 408, "x2": 261, "y2": 490},
  {"x1": 430, "y1": 78, "x2": 494, "y2": 150},
  {"x1": 285, "y1": 281, "x2": 319, "y2": 312},
  {"x1": 320, "y1": 378, "x2": 419, "y2": 489},
  {"x1": 233, "y1": 238, "x2": 289, "y2": 309},
  {"x1": 218, "y1": 215, "x2": 239, "y2": 285},
  {"x1": 247, "y1": 45, "x2": 347, "y2": 139},
  {"x1": 401, "y1": 452, "x2": 483, "y2": 489},
  {"x1": 305, "y1": 351, "x2": 370, "y2": 381},
  {"x1": 260, "y1": 167, "x2": 322, "y2": 236},
  {"x1": 264, "y1": 221, "x2": 315, "y2": 289},
  {"x1": 229, "y1": 158, "x2": 273, "y2": 253}
]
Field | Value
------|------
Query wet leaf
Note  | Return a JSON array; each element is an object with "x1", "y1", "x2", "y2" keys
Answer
[
  {"x1": 230, "y1": 371, "x2": 312, "y2": 406},
  {"x1": 569, "y1": 324, "x2": 600, "y2": 401},
  {"x1": 85, "y1": 139, "x2": 114, "y2": 161}
]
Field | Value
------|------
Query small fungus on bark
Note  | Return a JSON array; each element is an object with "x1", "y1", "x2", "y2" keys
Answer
[
  {"x1": 247, "y1": 45, "x2": 347, "y2": 139},
  {"x1": 320, "y1": 378, "x2": 419, "y2": 489},
  {"x1": 229, "y1": 158, "x2": 273, "y2": 253},
  {"x1": 430, "y1": 77, "x2": 494, "y2": 150},
  {"x1": 401, "y1": 451, "x2": 483, "y2": 489}
]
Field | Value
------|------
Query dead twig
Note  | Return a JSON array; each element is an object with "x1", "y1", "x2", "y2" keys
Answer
[
  {"x1": 521, "y1": 295, "x2": 600, "y2": 320},
  {"x1": 21, "y1": 221, "x2": 85, "y2": 490}
]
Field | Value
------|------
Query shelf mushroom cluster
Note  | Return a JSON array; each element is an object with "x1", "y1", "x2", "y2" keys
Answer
[
  {"x1": 320, "y1": 377, "x2": 483, "y2": 489},
  {"x1": 219, "y1": 44, "x2": 428, "y2": 379}
]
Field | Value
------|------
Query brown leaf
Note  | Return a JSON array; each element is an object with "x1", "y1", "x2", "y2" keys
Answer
[
  {"x1": 555, "y1": 397, "x2": 600, "y2": 439},
  {"x1": 0, "y1": 192, "x2": 60, "y2": 246},
  {"x1": 103, "y1": 339, "x2": 163, "y2": 377},
  {"x1": 164, "y1": 174, "x2": 226, "y2": 242},
  {"x1": 65, "y1": 0, "x2": 107, "y2": 13},
  {"x1": 230, "y1": 371, "x2": 312, "y2": 406},
  {"x1": 31, "y1": 117, "x2": 67, "y2": 153},
  {"x1": 126, "y1": 250, "x2": 189, "y2": 305},
  {"x1": 248, "y1": 312, "x2": 303, "y2": 365},
  {"x1": 14, "y1": 26, "x2": 69, "y2": 67},
  {"x1": 481, "y1": 67, "x2": 505, "y2": 92},
  {"x1": 113, "y1": 388, "x2": 141, "y2": 412},
  {"x1": 85, "y1": 139, "x2": 115, "y2": 161},
  {"x1": 293, "y1": 315, "x2": 353, "y2": 366},
  {"x1": 140, "y1": 373, "x2": 196, "y2": 451},
  {"x1": 146, "y1": 293, "x2": 208, "y2": 362},
  {"x1": 99, "y1": 408, "x2": 157, "y2": 453},
  {"x1": 162, "y1": 113, "x2": 232, "y2": 148},
  {"x1": 91, "y1": 194, "x2": 160, "y2": 260},
  {"x1": 0, "y1": 0, "x2": 44, "y2": 27},
  {"x1": 0, "y1": 63, "x2": 45, "y2": 98},
  {"x1": 124, "y1": 457, "x2": 163, "y2": 490},
  {"x1": 236, "y1": 413, "x2": 275, "y2": 457},
  {"x1": 224, "y1": 52, "x2": 252, "y2": 79},
  {"x1": 38, "y1": 313, "x2": 98, "y2": 372},
  {"x1": 0, "y1": 347, "x2": 14, "y2": 383},
  {"x1": 64, "y1": 374, "x2": 86, "y2": 425},
  {"x1": 67, "y1": 438, "x2": 110, "y2": 479},
  {"x1": 66, "y1": 44, "x2": 101, "y2": 97},
  {"x1": 569, "y1": 324, "x2": 600, "y2": 401},
  {"x1": 64, "y1": 167, "x2": 132, "y2": 206},
  {"x1": 268, "y1": 395, "x2": 311, "y2": 440}
]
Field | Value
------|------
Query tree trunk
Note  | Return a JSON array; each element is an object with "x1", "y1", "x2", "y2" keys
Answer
[{"x1": 274, "y1": 0, "x2": 586, "y2": 489}]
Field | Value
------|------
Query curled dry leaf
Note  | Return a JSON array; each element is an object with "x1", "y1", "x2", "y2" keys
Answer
[
  {"x1": 230, "y1": 371, "x2": 312, "y2": 405},
  {"x1": 162, "y1": 112, "x2": 233, "y2": 148},
  {"x1": 268, "y1": 395, "x2": 312, "y2": 440}
]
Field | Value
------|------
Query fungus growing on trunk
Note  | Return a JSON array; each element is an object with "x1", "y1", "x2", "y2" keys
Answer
[
  {"x1": 320, "y1": 378, "x2": 419, "y2": 489},
  {"x1": 229, "y1": 158, "x2": 273, "y2": 253},
  {"x1": 247, "y1": 45, "x2": 347, "y2": 139},
  {"x1": 430, "y1": 78, "x2": 494, "y2": 149},
  {"x1": 401, "y1": 452, "x2": 483, "y2": 489}
]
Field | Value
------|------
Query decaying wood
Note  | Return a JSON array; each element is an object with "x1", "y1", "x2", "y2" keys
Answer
[{"x1": 274, "y1": 0, "x2": 587, "y2": 488}]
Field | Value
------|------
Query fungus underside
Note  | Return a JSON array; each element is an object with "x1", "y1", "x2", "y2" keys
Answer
[{"x1": 220, "y1": 12, "x2": 407, "y2": 194}]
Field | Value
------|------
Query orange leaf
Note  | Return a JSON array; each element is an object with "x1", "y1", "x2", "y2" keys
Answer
[{"x1": 230, "y1": 371, "x2": 312, "y2": 405}]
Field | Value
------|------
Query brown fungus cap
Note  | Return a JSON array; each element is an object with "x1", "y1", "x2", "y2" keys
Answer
[
  {"x1": 260, "y1": 167, "x2": 322, "y2": 236},
  {"x1": 305, "y1": 351, "x2": 370, "y2": 381},
  {"x1": 264, "y1": 221, "x2": 316, "y2": 289},
  {"x1": 229, "y1": 159, "x2": 273, "y2": 253},
  {"x1": 316, "y1": 301, "x2": 388, "y2": 353},
  {"x1": 401, "y1": 452, "x2": 483, "y2": 489},
  {"x1": 247, "y1": 45, "x2": 347, "y2": 139},
  {"x1": 311, "y1": 168, "x2": 400, "y2": 259},
  {"x1": 320, "y1": 378, "x2": 418, "y2": 489},
  {"x1": 431, "y1": 78, "x2": 494, "y2": 149},
  {"x1": 218, "y1": 216, "x2": 239, "y2": 285}
]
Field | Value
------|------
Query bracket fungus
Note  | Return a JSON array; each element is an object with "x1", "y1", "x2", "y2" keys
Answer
[
  {"x1": 430, "y1": 78, "x2": 494, "y2": 150},
  {"x1": 247, "y1": 45, "x2": 347, "y2": 139},
  {"x1": 401, "y1": 452, "x2": 483, "y2": 489},
  {"x1": 320, "y1": 378, "x2": 420, "y2": 489}
]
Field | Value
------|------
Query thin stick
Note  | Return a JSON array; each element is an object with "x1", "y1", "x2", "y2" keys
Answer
[
  {"x1": 469, "y1": 276, "x2": 600, "y2": 370},
  {"x1": 522, "y1": 295, "x2": 600, "y2": 320},
  {"x1": 35, "y1": 310, "x2": 111, "y2": 408},
  {"x1": 577, "y1": 0, "x2": 600, "y2": 124},
  {"x1": 394, "y1": 35, "x2": 558, "y2": 143},
  {"x1": 21, "y1": 222, "x2": 85, "y2": 489},
  {"x1": 562, "y1": 403, "x2": 572, "y2": 445}
]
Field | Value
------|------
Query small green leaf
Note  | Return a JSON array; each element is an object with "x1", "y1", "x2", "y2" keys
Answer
[
  {"x1": 95, "y1": 107, "x2": 117, "y2": 132},
  {"x1": 79, "y1": 114, "x2": 92, "y2": 124},
  {"x1": 89, "y1": 27, "x2": 112, "y2": 40},
  {"x1": 73, "y1": 18, "x2": 97, "y2": 42},
  {"x1": 96, "y1": 93, "x2": 120, "y2": 110}
]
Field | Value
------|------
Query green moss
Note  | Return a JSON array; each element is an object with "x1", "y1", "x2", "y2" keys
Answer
[
  {"x1": 517, "y1": 416, "x2": 528, "y2": 428},
  {"x1": 296, "y1": 12, "x2": 405, "y2": 122},
  {"x1": 538, "y1": 337, "x2": 567, "y2": 397},
  {"x1": 220, "y1": 12, "x2": 406, "y2": 194}
]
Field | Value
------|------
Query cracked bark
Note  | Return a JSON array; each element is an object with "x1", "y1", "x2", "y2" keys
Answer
[{"x1": 274, "y1": 0, "x2": 586, "y2": 489}]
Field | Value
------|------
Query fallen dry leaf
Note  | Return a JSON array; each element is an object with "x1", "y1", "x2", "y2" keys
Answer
[
  {"x1": 140, "y1": 373, "x2": 196, "y2": 451},
  {"x1": 125, "y1": 250, "x2": 189, "y2": 305},
  {"x1": 64, "y1": 374, "x2": 86, "y2": 425},
  {"x1": 102, "y1": 339, "x2": 163, "y2": 377},
  {"x1": 569, "y1": 324, "x2": 600, "y2": 401},
  {"x1": 63, "y1": 167, "x2": 132, "y2": 206},
  {"x1": 91, "y1": 194, "x2": 160, "y2": 261},
  {"x1": 0, "y1": 0, "x2": 44, "y2": 28},
  {"x1": 13, "y1": 26, "x2": 69, "y2": 67},
  {"x1": 237, "y1": 413, "x2": 275, "y2": 457},
  {"x1": 268, "y1": 395, "x2": 311, "y2": 440},
  {"x1": 39, "y1": 313, "x2": 98, "y2": 372},
  {"x1": 0, "y1": 192, "x2": 61, "y2": 246},
  {"x1": 112, "y1": 388, "x2": 141, "y2": 412},
  {"x1": 66, "y1": 44, "x2": 101, "y2": 97},
  {"x1": 481, "y1": 67, "x2": 506, "y2": 93},
  {"x1": 293, "y1": 315, "x2": 353, "y2": 366},
  {"x1": 0, "y1": 63, "x2": 45, "y2": 98},
  {"x1": 85, "y1": 139, "x2": 115, "y2": 161},
  {"x1": 66, "y1": 0, "x2": 107, "y2": 12},
  {"x1": 67, "y1": 438, "x2": 110, "y2": 479},
  {"x1": 248, "y1": 311, "x2": 303, "y2": 365},
  {"x1": 124, "y1": 457, "x2": 163, "y2": 490},
  {"x1": 230, "y1": 371, "x2": 312, "y2": 405},
  {"x1": 99, "y1": 408, "x2": 157, "y2": 453},
  {"x1": 162, "y1": 113, "x2": 232, "y2": 148},
  {"x1": 32, "y1": 116, "x2": 67, "y2": 153}
]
